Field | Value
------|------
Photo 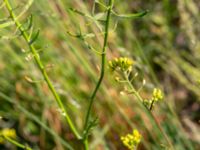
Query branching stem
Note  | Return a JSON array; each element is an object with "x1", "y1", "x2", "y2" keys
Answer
[
  {"x1": 83, "y1": 0, "x2": 114, "y2": 149},
  {"x1": 4, "y1": 0, "x2": 81, "y2": 140},
  {"x1": 124, "y1": 72, "x2": 174, "y2": 150}
]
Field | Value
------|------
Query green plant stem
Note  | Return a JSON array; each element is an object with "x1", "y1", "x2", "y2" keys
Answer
[
  {"x1": 83, "y1": 0, "x2": 113, "y2": 148},
  {"x1": 4, "y1": 0, "x2": 81, "y2": 140},
  {"x1": 3, "y1": 136, "x2": 32, "y2": 150},
  {"x1": 83, "y1": 139, "x2": 89, "y2": 150},
  {"x1": 149, "y1": 100, "x2": 155, "y2": 111},
  {"x1": 124, "y1": 73, "x2": 174, "y2": 150}
]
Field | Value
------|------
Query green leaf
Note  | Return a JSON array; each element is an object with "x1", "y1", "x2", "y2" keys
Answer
[
  {"x1": 26, "y1": 14, "x2": 33, "y2": 31},
  {"x1": 0, "y1": 2, "x2": 5, "y2": 9},
  {"x1": 112, "y1": 10, "x2": 149, "y2": 19},
  {"x1": 83, "y1": 117, "x2": 99, "y2": 138},
  {"x1": 29, "y1": 29, "x2": 40, "y2": 45},
  {"x1": 0, "y1": 21, "x2": 14, "y2": 29},
  {"x1": 68, "y1": 8, "x2": 86, "y2": 16}
]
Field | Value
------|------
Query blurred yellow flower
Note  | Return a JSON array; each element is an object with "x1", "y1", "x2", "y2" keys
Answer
[
  {"x1": 143, "y1": 88, "x2": 164, "y2": 110},
  {"x1": 108, "y1": 57, "x2": 134, "y2": 72},
  {"x1": 121, "y1": 129, "x2": 141, "y2": 150},
  {"x1": 0, "y1": 128, "x2": 16, "y2": 144},
  {"x1": 152, "y1": 88, "x2": 163, "y2": 102}
]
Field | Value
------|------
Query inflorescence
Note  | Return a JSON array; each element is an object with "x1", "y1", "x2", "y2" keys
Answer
[
  {"x1": 108, "y1": 57, "x2": 134, "y2": 72},
  {"x1": 143, "y1": 88, "x2": 164, "y2": 110},
  {"x1": 121, "y1": 129, "x2": 142, "y2": 150},
  {"x1": 0, "y1": 128, "x2": 16, "y2": 144}
]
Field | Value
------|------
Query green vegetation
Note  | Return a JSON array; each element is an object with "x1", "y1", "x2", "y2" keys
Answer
[{"x1": 0, "y1": 0, "x2": 200, "y2": 149}]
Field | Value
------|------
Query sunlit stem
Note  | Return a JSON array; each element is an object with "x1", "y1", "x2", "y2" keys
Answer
[{"x1": 4, "y1": 0, "x2": 81, "y2": 140}]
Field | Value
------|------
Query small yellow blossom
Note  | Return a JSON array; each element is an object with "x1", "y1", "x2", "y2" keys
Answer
[
  {"x1": 121, "y1": 129, "x2": 142, "y2": 150},
  {"x1": 152, "y1": 88, "x2": 163, "y2": 102},
  {"x1": 143, "y1": 88, "x2": 164, "y2": 110},
  {"x1": 0, "y1": 128, "x2": 16, "y2": 144},
  {"x1": 108, "y1": 57, "x2": 134, "y2": 72}
]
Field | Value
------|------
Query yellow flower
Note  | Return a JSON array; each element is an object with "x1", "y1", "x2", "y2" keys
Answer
[
  {"x1": 121, "y1": 129, "x2": 142, "y2": 150},
  {"x1": 108, "y1": 57, "x2": 134, "y2": 72},
  {"x1": 0, "y1": 128, "x2": 16, "y2": 144},
  {"x1": 143, "y1": 88, "x2": 164, "y2": 110},
  {"x1": 152, "y1": 88, "x2": 163, "y2": 102}
]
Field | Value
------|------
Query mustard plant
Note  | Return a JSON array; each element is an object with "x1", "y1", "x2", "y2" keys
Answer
[
  {"x1": 82, "y1": 1, "x2": 114, "y2": 148},
  {"x1": 2, "y1": 0, "x2": 148, "y2": 149},
  {"x1": 67, "y1": 1, "x2": 147, "y2": 149},
  {"x1": 109, "y1": 57, "x2": 174, "y2": 149},
  {"x1": 1, "y1": 0, "x2": 199, "y2": 149}
]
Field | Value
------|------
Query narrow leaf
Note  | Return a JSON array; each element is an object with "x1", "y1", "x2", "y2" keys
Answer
[
  {"x1": 26, "y1": 14, "x2": 33, "y2": 31},
  {"x1": 29, "y1": 29, "x2": 40, "y2": 45},
  {"x1": 112, "y1": 10, "x2": 149, "y2": 19},
  {"x1": 0, "y1": 2, "x2": 5, "y2": 9},
  {"x1": 68, "y1": 8, "x2": 86, "y2": 16},
  {"x1": 0, "y1": 21, "x2": 14, "y2": 29}
]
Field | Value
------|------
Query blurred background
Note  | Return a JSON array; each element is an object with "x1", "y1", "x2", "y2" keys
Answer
[{"x1": 0, "y1": 0, "x2": 200, "y2": 149}]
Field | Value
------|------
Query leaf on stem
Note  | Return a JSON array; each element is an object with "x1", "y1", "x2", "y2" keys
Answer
[
  {"x1": 25, "y1": 14, "x2": 33, "y2": 31},
  {"x1": 83, "y1": 117, "x2": 99, "y2": 138},
  {"x1": 0, "y1": 2, "x2": 5, "y2": 9},
  {"x1": 112, "y1": 10, "x2": 149, "y2": 19},
  {"x1": 0, "y1": 21, "x2": 14, "y2": 29},
  {"x1": 29, "y1": 29, "x2": 40, "y2": 45},
  {"x1": 68, "y1": 8, "x2": 86, "y2": 17}
]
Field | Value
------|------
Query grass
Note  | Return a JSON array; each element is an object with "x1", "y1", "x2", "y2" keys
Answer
[{"x1": 0, "y1": 0, "x2": 200, "y2": 149}]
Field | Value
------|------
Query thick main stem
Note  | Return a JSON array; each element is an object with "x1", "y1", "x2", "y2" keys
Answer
[
  {"x1": 4, "y1": 0, "x2": 81, "y2": 140},
  {"x1": 83, "y1": 0, "x2": 113, "y2": 149}
]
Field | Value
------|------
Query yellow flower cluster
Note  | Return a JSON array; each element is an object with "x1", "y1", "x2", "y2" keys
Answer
[
  {"x1": 143, "y1": 88, "x2": 163, "y2": 110},
  {"x1": 0, "y1": 128, "x2": 16, "y2": 144},
  {"x1": 152, "y1": 88, "x2": 163, "y2": 102},
  {"x1": 108, "y1": 57, "x2": 134, "y2": 72},
  {"x1": 121, "y1": 129, "x2": 141, "y2": 150}
]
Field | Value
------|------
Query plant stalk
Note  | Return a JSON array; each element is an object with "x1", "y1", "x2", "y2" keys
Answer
[
  {"x1": 83, "y1": 0, "x2": 114, "y2": 149},
  {"x1": 124, "y1": 73, "x2": 174, "y2": 150},
  {"x1": 4, "y1": 0, "x2": 81, "y2": 140},
  {"x1": 3, "y1": 136, "x2": 32, "y2": 150}
]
